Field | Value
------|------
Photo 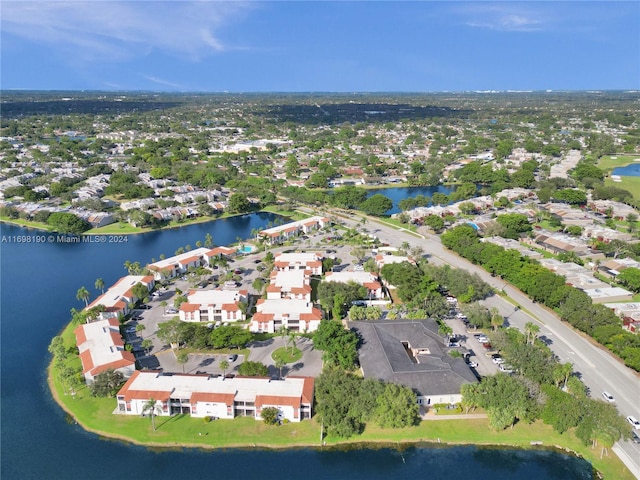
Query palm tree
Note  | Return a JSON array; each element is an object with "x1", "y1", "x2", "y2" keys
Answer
[
  {"x1": 176, "y1": 351, "x2": 189, "y2": 373},
  {"x1": 135, "y1": 324, "x2": 146, "y2": 338},
  {"x1": 160, "y1": 300, "x2": 168, "y2": 315},
  {"x1": 219, "y1": 360, "x2": 229, "y2": 378},
  {"x1": 95, "y1": 278, "x2": 105, "y2": 295},
  {"x1": 142, "y1": 398, "x2": 163, "y2": 431},
  {"x1": 141, "y1": 339, "x2": 153, "y2": 355},
  {"x1": 490, "y1": 308, "x2": 504, "y2": 331},
  {"x1": 524, "y1": 321, "x2": 540, "y2": 345},
  {"x1": 204, "y1": 233, "x2": 214, "y2": 248},
  {"x1": 275, "y1": 357, "x2": 285, "y2": 379},
  {"x1": 288, "y1": 331, "x2": 297, "y2": 354},
  {"x1": 278, "y1": 326, "x2": 289, "y2": 347},
  {"x1": 76, "y1": 286, "x2": 90, "y2": 308}
]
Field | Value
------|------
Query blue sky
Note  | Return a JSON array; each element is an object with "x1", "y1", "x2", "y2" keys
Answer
[{"x1": 1, "y1": 1, "x2": 639, "y2": 92}]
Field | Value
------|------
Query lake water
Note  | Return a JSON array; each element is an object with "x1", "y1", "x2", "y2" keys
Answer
[
  {"x1": 613, "y1": 163, "x2": 640, "y2": 177},
  {"x1": 0, "y1": 213, "x2": 595, "y2": 479},
  {"x1": 367, "y1": 185, "x2": 459, "y2": 214}
]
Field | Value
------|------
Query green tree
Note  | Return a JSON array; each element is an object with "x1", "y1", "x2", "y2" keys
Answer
[
  {"x1": 76, "y1": 286, "x2": 90, "y2": 308},
  {"x1": 176, "y1": 351, "x2": 189, "y2": 373},
  {"x1": 141, "y1": 338, "x2": 153, "y2": 355},
  {"x1": 274, "y1": 357, "x2": 286, "y2": 379},
  {"x1": 490, "y1": 308, "x2": 504, "y2": 331},
  {"x1": 47, "y1": 212, "x2": 91, "y2": 234},
  {"x1": 157, "y1": 318, "x2": 184, "y2": 349},
  {"x1": 238, "y1": 361, "x2": 269, "y2": 376},
  {"x1": 228, "y1": 193, "x2": 253, "y2": 213},
  {"x1": 616, "y1": 267, "x2": 640, "y2": 292},
  {"x1": 313, "y1": 320, "x2": 359, "y2": 370},
  {"x1": 219, "y1": 360, "x2": 230, "y2": 377},
  {"x1": 359, "y1": 194, "x2": 393, "y2": 216},
  {"x1": 142, "y1": 398, "x2": 163, "y2": 432},
  {"x1": 94, "y1": 278, "x2": 105, "y2": 295},
  {"x1": 314, "y1": 368, "x2": 365, "y2": 438},
  {"x1": 374, "y1": 383, "x2": 420, "y2": 428},
  {"x1": 89, "y1": 369, "x2": 124, "y2": 397},
  {"x1": 261, "y1": 406, "x2": 280, "y2": 425},
  {"x1": 524, "y1": 322, "x2": 540, "y2": 345},
  {"x1": 135, "y1": 323, "x2": 146, "y2": 337}
]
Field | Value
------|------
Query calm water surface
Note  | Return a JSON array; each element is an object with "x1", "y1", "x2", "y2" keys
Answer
[
  {"x1": 0, "y1": 213, "x2": 595, "y2": 479},
  {"x1": 612, "y1": 163, "x2": 640, "y2": 177},
  {"x1": 367, "y1": 185, "x2": 457, "y2": 214}
]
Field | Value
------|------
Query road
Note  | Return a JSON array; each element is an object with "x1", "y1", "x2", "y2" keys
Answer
[{"x1": 321, "y1": 209, "x2": 640, "y2": 477}]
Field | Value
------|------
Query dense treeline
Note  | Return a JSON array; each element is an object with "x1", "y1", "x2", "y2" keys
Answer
[
  {"x1": 441, "y1": 225, "x2": 640, "y2": 371},
  {"x1": 315, "y1": 367, "x2": 419, "y2": 438},
  {"x1": 462, "y1": 327, "x2": 629, "y2": 452}
]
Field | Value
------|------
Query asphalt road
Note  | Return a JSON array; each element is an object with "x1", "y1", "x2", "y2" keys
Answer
[{"x1": 324, "y1": 209, "x2": 640, "y2": 477}]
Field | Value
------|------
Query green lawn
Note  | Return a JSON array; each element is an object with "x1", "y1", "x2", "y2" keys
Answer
[
  {"x1": 50, "y1": 320, "x2": 633, "y2": 479},
  {"x1": 604, "y1": 176, "x2": 640, "y2": 200},
  {"x1": 0, "y1": 216, "x2": 50, "y2": 231},
  {"x1": 271, "y1": 346, "x2": 303, "y2": 363},
  {"x1": 597, "y1": 155, "x2": 640, "y2": 172}
]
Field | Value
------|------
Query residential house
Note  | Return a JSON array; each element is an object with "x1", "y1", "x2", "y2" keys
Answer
[
  {"x1": 179, "y1": 288, "x2": 248, "y2": 323},
  {"x1": 87, "y1": 275, "x2": 155, "y2": 319},
  {"x1": 116, "y1": 371, "x2": 314, "y2": 422},
  {"x1": 266, "y1": 269, "x2": 312, "y2": 301},
  {"x1": 74, "y1": 318, "x2": 136, "y2": 384},
  {"x1": 250, "y1": 299, "x2": 322, "y2": 333},
  {"x1": 257, "y1": 216, "x2": 330, "y2": 244},
  {"x1": 324, "y1": 270, "x2": 384, "y2": 299},
  {"x1": 273, "y1": 252, "x2": 324, "y2": 275}
]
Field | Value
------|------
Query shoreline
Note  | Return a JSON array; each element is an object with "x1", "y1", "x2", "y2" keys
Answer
[
  {"x1": 0, "y1": 209, "x2": 288, "y2": 237},
  {"x1": 46, "y1": 361, "x2": 595, "y2": 462},
  {"x1": 46, "y1": 354, "x2": 620, "y2": 480}
]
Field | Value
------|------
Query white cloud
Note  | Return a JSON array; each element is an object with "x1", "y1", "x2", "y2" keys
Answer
[
  {"x1": 1, "y1": 1, "x2": 255, "y2": 62},
  {"x1": 453, "y1": 3, "x2": 547, "y2": 32},
  {"x1": 141, "y1": 74, "x2": 183, "y2": 89}
]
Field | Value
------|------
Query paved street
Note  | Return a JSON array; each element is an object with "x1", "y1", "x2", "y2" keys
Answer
[{"x1": 319, "y1": 209, "x2": 640, "y2": 477}]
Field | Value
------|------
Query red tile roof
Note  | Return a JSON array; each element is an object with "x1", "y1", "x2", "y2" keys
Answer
[
  {"x1": 91, "y1": 355, "x2": 135, "y2": 377},
  {"x1": 190, "y1": 392, "x2": 235, "y2": 405},
  {"x1": 79, "y1": 349, "x2": 94, "y2": 374},
  {"x1": 255, "y1": 395, "x2": 300, "y2": 408},
  {"x1": 74, "y1": 326, "x2": 87, "y2": 345}
]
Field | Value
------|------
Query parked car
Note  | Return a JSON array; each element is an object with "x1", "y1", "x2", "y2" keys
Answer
[
  {"x1": 492, "y1": 355, "x2": 505, "y2": 365},
  {"x1": 601, "y1": 391, "x2": 615, "y2": 403},
  {"x1": 632, "y1": 431, "x2": 640, "y2": 444},
  {"x1": 227, "y1": 354, "x2": 238, "y2": 362},
  {"x1": 166, "y1": 308, "x2": 178, "y2": 314},
  {"x1": 499, "y1": 364, "x2": 514, "y2": 373},
  {"x1": 626, "y1": 416, "x2": 640, "y2": 430}
]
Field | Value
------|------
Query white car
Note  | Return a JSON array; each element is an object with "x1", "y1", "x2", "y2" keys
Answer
[
  {"x1": 627, "y1": 416, "x2": 640, "y2": 430},
  {"x1": 601, "y1": 391, "x2": 615, "y2": 403}
]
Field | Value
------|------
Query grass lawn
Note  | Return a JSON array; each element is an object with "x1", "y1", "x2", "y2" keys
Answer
[
  {"x1": 597, "y1": 155, "x2": 640, "y2": 172},
  {"x1": 375, "y1": 217, "x2": 417, "y2": 233},
  {"x1": 326, "y1": 419, "x2": 634, "y2": 480},
  {"x1": 604, "y1": 176, "x2": 640, "y2": 200},
  {"x1": 0, "y1": 216, "x2": 50, "y2": 231},
  {"x1": 50, "y1": 320, "x2": 632, "y2": 479},
  {"x1": 271, "y1": 346, "x2": 303, "y2": 364}
]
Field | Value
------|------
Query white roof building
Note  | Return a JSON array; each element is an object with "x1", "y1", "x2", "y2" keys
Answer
[
  {"x1": 324, "y1": 270, "x2": 384, "y2": 299},
  {"x1": 87, "y1": 275, "x2": 154, "y2": 318},
  {"x1": 179, "y1": 288, "x2": 248, "y2": 323},
  {"x1": 116, "y1": 370, "x2": 314, "y2": 422},
  {"x1": 74, "y1": 318, "x2": 136, "y2": 383}
]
